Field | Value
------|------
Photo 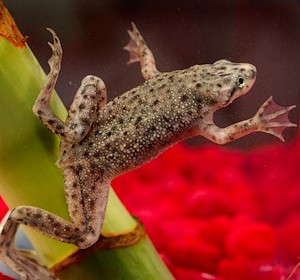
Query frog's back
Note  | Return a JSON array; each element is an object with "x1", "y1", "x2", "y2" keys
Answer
[
  {"x1": 61, "y1": 61, "x2": 256, "y2": 176},
  {"x1": 61, "y1": 68, "x2": 209, "y2": 175}
]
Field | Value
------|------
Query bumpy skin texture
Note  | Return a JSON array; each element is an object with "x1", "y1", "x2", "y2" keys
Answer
[{"x1": 0, "y1": 23, "x2": 297, "y2": 279}]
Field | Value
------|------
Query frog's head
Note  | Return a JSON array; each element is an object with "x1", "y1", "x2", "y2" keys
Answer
[{"x1": 196, "y1": 59, "x2": 257, "y2": 110}]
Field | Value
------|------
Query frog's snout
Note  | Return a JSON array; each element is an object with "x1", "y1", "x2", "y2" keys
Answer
[
  {"x1": 247, "y1": 64, "x2": 257, "y2": 80},
  {"x1": 250, "y1": 68, "x2": 256, "y2": 79}
]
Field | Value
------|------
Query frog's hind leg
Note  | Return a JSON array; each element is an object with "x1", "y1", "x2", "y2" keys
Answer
[
  {"x1": 124, "y1": 22, "x2": 160, "y2": 80},
  {"x1": 33, "y1": 28, "x2": 107, "y2": 143},
  {"x1": 0, "y1": 163, "x2": 110, "y2": 279},
  {"x1": 0, "y1": 211, "x2": 58, "y2": 279}
]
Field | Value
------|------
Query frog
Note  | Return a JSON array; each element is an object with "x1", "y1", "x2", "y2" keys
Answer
[{"x1": 0, "y1": 22, "x2": 296, "y2": 279}]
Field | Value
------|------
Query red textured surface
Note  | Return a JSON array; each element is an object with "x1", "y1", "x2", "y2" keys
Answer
[
  {"x1": 0, "y1": 140, "x2": 299, "y2": 280},
  {"x1": 0, "y1": 275, "x2": 13, "y2": 280},
  {"x1": 112, "y1": 140, "x2": 300, "y2": 280}
]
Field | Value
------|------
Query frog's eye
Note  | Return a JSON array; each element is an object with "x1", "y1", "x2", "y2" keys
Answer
[{"x1": 236, "y1": 76, "x2": 245, "y2": 88}]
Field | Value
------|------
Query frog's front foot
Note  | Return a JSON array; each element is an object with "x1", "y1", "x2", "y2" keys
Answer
[
  {"x1": 254, "y1": 96, "x2": 297, "y2": 141},
  {"x1": 123, "y1": 22, "x2": 141, "y2": 65},
  {"x1": 123, "y1": 23, "x2": 159, "y2": 79}
]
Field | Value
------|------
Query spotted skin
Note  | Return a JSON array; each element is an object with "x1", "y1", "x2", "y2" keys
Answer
[{"x1": 0, "y1": 23, "x2": 297, "y2": 279}]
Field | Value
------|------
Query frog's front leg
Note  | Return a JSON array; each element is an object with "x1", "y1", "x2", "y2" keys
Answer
[
  {"x1": 33, "y1": 28, "x2": 107, "y2": 143},
  {"x1": 124, "y1": 22, "x2": 160, "y2": 80},
  {"x1": 199, "y1": 96, "x2": 297, "y2": 144}
]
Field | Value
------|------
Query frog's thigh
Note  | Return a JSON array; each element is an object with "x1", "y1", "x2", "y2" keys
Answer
[
  {"x1": 0, "y1": 207, "x2": 86, "y2": 250},
  {"x1": 63, "y1": 162, "x2": 110, "y2": 248},
  {"x1": 0, "y1": 165, "x2": 109, "y2": 249},
  {"x1": 0, "y1": 166, "x2": 109, "y2": 278},
  {"x1": 0, "y1": 207, "x2": 78, "y2": 279},
  {"x1": 65, "y1": 75, "x2": 107, "y2": 142}
]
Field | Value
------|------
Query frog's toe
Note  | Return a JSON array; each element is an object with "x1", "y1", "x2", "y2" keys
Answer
[
  {"x1": 45, "y1": 28, "x2": 62, "y2": 73},
  {"x1": 256, "y1": 96, "x2": 297, "y2": 141},
  {"x1": 123, "y1": 39, "x2": 140, "y2": 64},
  {"x1": 123, "y1": 22, "x2": 144, "y2": 64}
]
